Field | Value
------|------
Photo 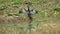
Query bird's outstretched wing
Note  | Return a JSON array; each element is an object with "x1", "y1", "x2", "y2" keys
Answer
[
  {"x1": 30, "y1": 9, "x2": 37, "y2": 14},
  {"x1": 22, "y1": 9, "x2": 28, "y2": 14}
]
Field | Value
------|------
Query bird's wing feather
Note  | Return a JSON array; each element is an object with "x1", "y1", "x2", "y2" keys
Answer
[
  {"x1": 22, "y1": 9, "x2": 28, "y2": 14},
  {"x1": 30, "y1": 9, "x2": 36, "y2": 14}
]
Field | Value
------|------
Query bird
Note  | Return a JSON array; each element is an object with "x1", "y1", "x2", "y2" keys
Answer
[
  {"x1": 19, "y1": 2, "x2": 38, "y2": 21},
  {"x1": 19, "y1": 6, "x2": 37, "y2": 20}
]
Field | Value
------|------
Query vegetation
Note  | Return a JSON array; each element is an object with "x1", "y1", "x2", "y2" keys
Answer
[{"x1": 0, "y1": 0, "x2": 60, "y2": 34}]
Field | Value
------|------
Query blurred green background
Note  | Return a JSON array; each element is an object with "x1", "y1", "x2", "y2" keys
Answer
[{"x1": 0, "y1": 0, "x2": 60, "y2": 34}]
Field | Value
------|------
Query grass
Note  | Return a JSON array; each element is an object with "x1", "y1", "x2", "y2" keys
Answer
[{"x1": 0, "y1": 0, "x2": 60, "y2": 34}]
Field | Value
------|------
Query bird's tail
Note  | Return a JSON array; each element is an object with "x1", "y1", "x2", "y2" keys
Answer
[{"x1": 28, "y1": 15, "x2": 32, "y2": 21}]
